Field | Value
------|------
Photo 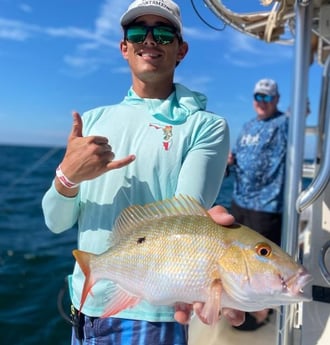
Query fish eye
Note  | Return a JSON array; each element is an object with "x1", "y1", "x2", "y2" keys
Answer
[{"x1": 255, "y1": 242, "x2": 272, "y2": 257}]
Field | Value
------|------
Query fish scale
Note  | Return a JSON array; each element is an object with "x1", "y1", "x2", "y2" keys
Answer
[
  {"x1": 100, "y1": 215, "x2": 224, "y2": 301},
  {"x1": 73, "y1": 195, "x2": 312, "y2": 325}
]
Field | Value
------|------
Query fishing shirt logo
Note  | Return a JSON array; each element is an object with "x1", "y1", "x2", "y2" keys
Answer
[
  {"x1": 240, "y1": 133, "x2": 260, "y2": 146},
  {"x1": 149, "y1": 123, "x2": 173, "y2": 151}
]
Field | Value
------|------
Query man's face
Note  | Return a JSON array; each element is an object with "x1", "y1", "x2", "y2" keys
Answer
[
  {"x1": 120, "y1": 14, "x2": 188, "y2": 83},
  {"x1": 253, "y1": 94, "x2": 279, "y2": 120}
]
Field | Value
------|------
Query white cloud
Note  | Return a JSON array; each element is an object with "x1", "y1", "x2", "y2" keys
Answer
[
  {"x1": 183, "y1": 25, "x2": 225, "y2": 41},
  {"x1": 229, "y1": 30, "x2": 259, "y2": 54},
  {"x1": 223, "y1": 28, "x2": 293, "y2": 67},
  {"x1": 95, "y1": 0, "x2": 130, "y2": 36},
  {"x1": 62, "y1": 55, "x2": 100, "y2": 76},
  {"x1": 111, "y1": 65, "x2": 131, "y2": 74},
  {"x1": 0, "y1": 16, "x2": 118, "y2": 46},
  {"x1": 175, "y1": 73, "x2": 214, "y2": 94},
  {"x1": 19, "y1": 3, "x2": 32, "y2": 13},
  {"x1": 0, "y1": 17, "x2": 35, "y2": 40},
  {"x1": 0, "y1": 1, "x2": 133, "y2": 75},
  {"x1": 1, "y1": 0, "x2": 292, "y2": 76}
]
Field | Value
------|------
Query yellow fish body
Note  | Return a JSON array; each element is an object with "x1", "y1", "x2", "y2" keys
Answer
[{"x1": 73, "y1": 195, "x2": 312, "y2": 324}]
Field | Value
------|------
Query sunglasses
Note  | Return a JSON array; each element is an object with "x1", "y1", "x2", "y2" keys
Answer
[
  {"x1": 124, "y1": 24, "x2": 180, "y2": 45},
  {"x1": 254, "y1": 93, "x2": 275, "y2": 103}
]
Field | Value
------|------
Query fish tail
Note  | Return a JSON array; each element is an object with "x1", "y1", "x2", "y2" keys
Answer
[{"x1": 72, "y1": 249, "x2": 95, "y2": 312}]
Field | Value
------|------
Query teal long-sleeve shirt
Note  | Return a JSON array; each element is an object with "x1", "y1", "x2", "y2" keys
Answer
[{"x1": 42, "y1": 83, "x2": 229, "y2": 321}]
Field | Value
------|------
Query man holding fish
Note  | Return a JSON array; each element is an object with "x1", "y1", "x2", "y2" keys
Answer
[
  {"x1": 42, "y1": 1, "x2": 311, "y2": 344},
  {"x1": 42, "y1": 0, "x2": 246, "y2": 343}
]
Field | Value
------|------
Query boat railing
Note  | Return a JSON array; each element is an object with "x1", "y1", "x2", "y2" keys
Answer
[{"x1": 297, "y1": 53, "x2": 330, "y2": 212}]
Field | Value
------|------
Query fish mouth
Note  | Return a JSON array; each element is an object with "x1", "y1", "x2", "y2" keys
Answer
[{"x1": 281, "y1": 267, "x2": 313, "y2": 297}]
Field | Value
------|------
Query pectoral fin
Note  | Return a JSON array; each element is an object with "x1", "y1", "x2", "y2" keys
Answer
[
  {"x1": 102, "y1": 286, "x2": 141, "y2": 317},
  {"x1": 197, "y1": 279, "x2": 223, "y2": 326}
]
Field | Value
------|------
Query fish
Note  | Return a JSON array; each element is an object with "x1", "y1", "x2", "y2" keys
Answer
[{"x1": 73, "y1": 195, "x2": 312, "y2": 325}]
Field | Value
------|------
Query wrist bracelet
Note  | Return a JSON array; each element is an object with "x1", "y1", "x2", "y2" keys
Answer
[{"x1": 56, "y1": 165, "x2": 80, "y2": 189}]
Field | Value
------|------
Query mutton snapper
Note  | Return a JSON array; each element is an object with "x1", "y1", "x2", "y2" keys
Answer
[{"x1": 73, "y1": 195, "x2": 312, "y2": 325}]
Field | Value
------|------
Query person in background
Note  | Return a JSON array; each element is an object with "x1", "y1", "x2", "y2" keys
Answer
[
  {"x1": 42, "y1": 0, "x2": 244, "y2": 344},
  {"x1": 227, "y1": 78, "x2": 288, "y2": 331}
]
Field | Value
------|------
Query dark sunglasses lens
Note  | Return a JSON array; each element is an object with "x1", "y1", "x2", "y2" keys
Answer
[
  {"x1": 153, "y1": 26, "x2": 176, "y2": 44},
  {"x1": 126, "y1": 25, "x2": 177, "y2": 44},
  {"x1": 126, "y1": 26, "x2": 147, "y2": 43},
  {"x1": 254, "y1": 94, "x2": 274, "y2": 102}
]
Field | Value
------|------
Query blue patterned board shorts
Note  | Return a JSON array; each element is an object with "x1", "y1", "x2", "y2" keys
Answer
[{"x1": 71, "y1": 316, "x2": 189, "y2": 345}]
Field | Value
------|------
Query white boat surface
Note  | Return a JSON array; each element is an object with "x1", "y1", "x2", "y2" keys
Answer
[{"x1": 189, "y1": 311, "x2": 277, "y2": 345}]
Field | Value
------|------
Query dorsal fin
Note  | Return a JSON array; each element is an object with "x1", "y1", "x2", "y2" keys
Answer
[{"x1": 109, "y1": 195, "x2": 210, "y2": 245}]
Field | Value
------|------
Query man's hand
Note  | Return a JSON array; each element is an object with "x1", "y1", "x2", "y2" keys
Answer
[
  {"x1": 173, "y1": 205, "x2": 245, "y2": 326},
  {"x1": 227, "y1": 152, "x2": 236, "y2": 166},
  {"x1": 55, "y1": 111, "x2": 135, "y2": 196},
  {"x1": 208, "y1": 205, "x2": 234, "y2": 226},
  {"x1": 174, "y1": 303, "x2": 245, "y2": 327}
]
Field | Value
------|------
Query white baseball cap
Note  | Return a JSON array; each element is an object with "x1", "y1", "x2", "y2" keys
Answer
[
  {"x1": 254, "y1": 79, "x2": 279, "y2": 96},
  {"x1": 120, "y1": 0, "x2": 183, "y2": 35}
]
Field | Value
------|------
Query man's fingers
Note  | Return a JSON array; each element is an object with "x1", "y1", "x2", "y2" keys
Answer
[
  {"x1": 174, "y1": 310, "x2": 191, "y2": 325},
  {"x1": 93, "y1": 136, "x2": 109, "y2": 145},
  {"x1": 69, "y1": 111, "x2": 83, "y2": 140},
  {"x1": 174, "y1": 303, "x2": 193, "y2": 324},
  {"x1": 208, "y1": 205, "x2": 235, "y2": 226},
  {"x1": 68, "y1": 111, "x2": 115, "y2": 151},
  {"x1": 106, "y1": 155, "x2": 136, "y2": 170},
  {"x1": 221, "y1": 308, "x2": 245, "y2": 327}
]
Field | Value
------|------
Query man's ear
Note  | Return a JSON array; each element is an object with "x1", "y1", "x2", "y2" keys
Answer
[
  {"x1": 120, "y1": 40, "x2": 129, "y2": 60},
  {"x1": 176, "y1": 41, "x2": 189, "y2": 64}
]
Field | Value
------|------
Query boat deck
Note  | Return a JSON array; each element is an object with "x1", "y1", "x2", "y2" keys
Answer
[{"x1": 189, "y1": 311, "x2": 277, "y2": 345}]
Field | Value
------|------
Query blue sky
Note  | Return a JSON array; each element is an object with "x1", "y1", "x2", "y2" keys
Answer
[{"x1": 0, "y1": 0, "x2": 322, "y2": 158}]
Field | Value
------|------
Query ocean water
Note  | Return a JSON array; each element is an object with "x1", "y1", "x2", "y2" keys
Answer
[
  {"x1": 0, "y1": 145, "x2": 75, "y2": 345},
  {"x1": 0, "y1": 144, "x2": 235, "y2": 345}
]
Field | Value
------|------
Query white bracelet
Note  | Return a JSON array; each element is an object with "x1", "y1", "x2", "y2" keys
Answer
[{"x1": 56, "y1": 165, "x2": 80, "y2": 189}]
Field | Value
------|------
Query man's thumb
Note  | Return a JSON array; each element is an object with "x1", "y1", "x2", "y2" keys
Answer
[{"x1": 69, "y1": 111, "x2": 83, "y2": 139}]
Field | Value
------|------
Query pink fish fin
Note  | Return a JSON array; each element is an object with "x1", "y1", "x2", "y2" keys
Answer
[
  {"x1": 198, "y1": 279, "x2": 223, "y2": 326},
  {"x1": 72, "y1": 249, "x2": 96, "y2": 312},
  {"x1": 101, "y1": 287, "x2": 141, "y2": 318}
]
